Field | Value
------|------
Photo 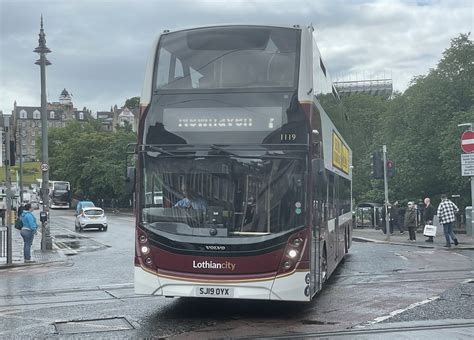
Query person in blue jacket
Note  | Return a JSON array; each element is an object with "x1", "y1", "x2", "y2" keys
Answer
[{"x1": 20, "y1": 203, "x2": 38, "y2": 263}]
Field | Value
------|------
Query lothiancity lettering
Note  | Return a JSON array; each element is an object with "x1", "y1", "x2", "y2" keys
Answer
[{"x1": 192, "y1": 260, "x2": 236, "y2": 271}]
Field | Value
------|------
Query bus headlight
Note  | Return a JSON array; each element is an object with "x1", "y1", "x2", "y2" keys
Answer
[
  {"x1": 141, "y1": 246, "x2": 150, "y2": 255},
  {"x1": 145, "y1": 257, "x2": 153, "y2": 265},
  {"x1": 291, "y1": 237, "x2": 304, "y2": 247},
  {"x1": 282, "y1": 261, "x2": 292, "y2": 270},
  {"x1": 139, "y1": 235, "x2": 147, "y2": 243},
  {"x1": 287, "y1": 249, "x2": 298, "y2": 259}
]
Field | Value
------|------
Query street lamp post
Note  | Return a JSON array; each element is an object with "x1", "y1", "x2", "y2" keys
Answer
[
  {"x1": 2, "y1": 112, "x2": 13, "y2": 265},
  {"x1": 34, "y1": 16, "x2": 52, "y2": 251},
  {"x1": 19, "y1": 125, "x2": 23, "y2": 205}
]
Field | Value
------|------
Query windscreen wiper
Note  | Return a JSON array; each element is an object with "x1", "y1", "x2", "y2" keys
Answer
[
  {"x1": 141, "y1": 144, "x2": 177, "y2": 156},
  {"x1": 210, "y1": 144, "x2": 239, "y2": 157}
]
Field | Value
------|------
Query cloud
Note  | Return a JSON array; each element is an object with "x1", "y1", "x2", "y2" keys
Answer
[{"x1": 0, "y1": 0, "x2": 472, "y2": 113}]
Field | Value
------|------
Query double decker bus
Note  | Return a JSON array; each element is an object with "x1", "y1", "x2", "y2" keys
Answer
[
  {"x1": 49, "y1": 181, "x2": 71, "y2": 209},
  {"x1": 132, "y1": 25, "x2": 352, "y2": 301}
]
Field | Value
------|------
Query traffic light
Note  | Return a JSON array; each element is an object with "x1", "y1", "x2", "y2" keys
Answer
[
  {"x1": 9, "y1": 141, "x2": 15, "y2": 166},
  {"x1": 371, "y1": 151, "x2": 383, "y2": 179},
  {"x1": 386, "y1": 160, "x2": 395, "y2": 178}
]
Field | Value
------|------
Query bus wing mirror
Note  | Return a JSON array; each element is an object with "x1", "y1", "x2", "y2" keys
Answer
[
  {"x1": 125, "y1": 167, "x2": 135, "y2": 194},
  {"x1": 312, "y1": 159, "x2": 326, "y2": 182}
]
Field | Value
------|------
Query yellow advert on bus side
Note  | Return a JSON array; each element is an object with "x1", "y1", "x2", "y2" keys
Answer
[{"x1": 332, "y1": 131, "x2": 349, "y2": 174}]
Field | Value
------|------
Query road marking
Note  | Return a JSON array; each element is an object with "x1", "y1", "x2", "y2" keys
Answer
[
  {"x1": 394, "y1": 252, "x2": 408, "y2": 261},
  {"x1": 360, "y1": 296, "x2": 440, "y2": 326}
]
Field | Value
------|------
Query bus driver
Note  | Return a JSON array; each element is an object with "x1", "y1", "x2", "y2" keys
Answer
[{"x1": 174, "y1": 188, "x2": 208, "y2": 211}]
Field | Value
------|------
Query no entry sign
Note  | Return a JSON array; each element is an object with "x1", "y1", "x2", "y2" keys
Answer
[{"x1": 461, "y1": 130, "x2": 474, "y2": 153}]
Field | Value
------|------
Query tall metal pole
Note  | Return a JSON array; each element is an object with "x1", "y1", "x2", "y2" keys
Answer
[
  {"x1": 34, "y1": 16, "x2": 52, "y2": 251},
  {"x1": 19, "y1": 125, "x2": 23, "y2": 205},
  {"x1": 4, "y1": 115, "x2": 12, "y2": 264},
  {"x1": 383, "y1": 145, "x2": 390, "y2": 241}
]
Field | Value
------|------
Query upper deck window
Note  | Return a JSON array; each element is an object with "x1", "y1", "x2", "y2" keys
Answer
[{"x1": 155, "y1": 26, "x2": 300, "y2": 90}]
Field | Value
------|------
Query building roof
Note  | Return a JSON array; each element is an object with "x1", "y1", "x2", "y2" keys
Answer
[
  {"x1": 118, "y1": 107, "x2": 134, "y2": 118},
  {"x1": 14, "y1": 106, "x2": 63, "y2": 119}
]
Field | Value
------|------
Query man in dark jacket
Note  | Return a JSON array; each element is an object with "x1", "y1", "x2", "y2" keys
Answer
[
  {"x1": 424, "y1": 197, "x2": 436, "y2": 243},
  {"x1": 404, "y1": 202, "x2": 417, "y2": 241},
  {"x1": 390, "y1": 201, "x2": 404, "y2": 234}
]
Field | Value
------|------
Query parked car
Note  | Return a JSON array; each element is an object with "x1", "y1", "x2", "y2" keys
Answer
[
  {"x1": 30, "y1": 193, "x2": 40, "y2": 210},
  {"x1": 75, "y1": 207, "x2": 108, "y2": 232},
  {"x1": 75, "y1": 200, "x2": 95, "y2": 215}
]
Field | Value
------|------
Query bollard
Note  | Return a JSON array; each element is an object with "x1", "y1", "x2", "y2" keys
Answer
[{"x1": 466, "y1": 207, "x2": 473, "y2": 236}]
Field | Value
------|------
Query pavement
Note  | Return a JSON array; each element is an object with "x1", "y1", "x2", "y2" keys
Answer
[
  {"x1": 353, "y1": 227, "x2": 474, "y2": 249},
  {"x1": 0, "y1": 225, "x2": 67, "y2": 269}
]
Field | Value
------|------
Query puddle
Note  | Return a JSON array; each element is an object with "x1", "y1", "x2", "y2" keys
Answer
[
  {"x1": 55, "y1": 234, "x2": 87, "y2": 240},
  {"x1": 61, "y1": 241, "x2": 80, "y2": 249}
]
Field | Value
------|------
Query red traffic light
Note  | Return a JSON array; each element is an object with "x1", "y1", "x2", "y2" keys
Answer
[{"x1": 386, "y1": 160, "x2": 394, "y2": 169}]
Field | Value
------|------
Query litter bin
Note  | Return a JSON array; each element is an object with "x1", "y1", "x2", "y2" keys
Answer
[{"x1": 466, "y1": 206, "x2": 473, "y2": 237}]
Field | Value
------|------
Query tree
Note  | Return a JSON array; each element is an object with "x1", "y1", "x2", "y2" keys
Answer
[
  {"x1": 43, "y1": 120, "x2": 136, "y2": 204},
  {"x1": 124, "y1": 96, "x2": 140, "y2": 109},
  {"x1": 348, "y1": 33, "x2": 473, "y2": 207}
]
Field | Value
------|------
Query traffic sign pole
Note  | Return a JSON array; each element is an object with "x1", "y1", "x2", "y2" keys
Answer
[
  {"x1": 383, "y1": 145, "x2": 390, "y2": 241},
  {"x1": 459, "y1": 123, "x2": 474, "y2": 235}
]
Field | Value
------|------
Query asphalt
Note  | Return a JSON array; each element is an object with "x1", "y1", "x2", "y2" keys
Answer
[
  {"x1": 2, "y1": 214, "x2": 473, "y2": 268},
  {"x1": 0, "y1": 208, "x2": 134, "y2": 269}
]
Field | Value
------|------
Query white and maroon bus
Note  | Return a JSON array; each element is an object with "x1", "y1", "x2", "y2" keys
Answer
[{"x1": 131, "y1": 24, "x2": 352, "y2": 301}]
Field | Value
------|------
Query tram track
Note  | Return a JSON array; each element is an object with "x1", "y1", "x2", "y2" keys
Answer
[
  {"x1": 1, "y1": 270, "x2": 472, "y2": 310},
  {"x1": 243, "y1": 321, "x2": 474, "y2": 339},
  {"x1": 0, "y1": 282, "x2": 139, "y2": 310}
]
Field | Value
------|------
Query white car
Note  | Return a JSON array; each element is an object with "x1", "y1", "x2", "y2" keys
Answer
[{"x1": 75, "y1": 207, "x2": 108, "y2": 232}]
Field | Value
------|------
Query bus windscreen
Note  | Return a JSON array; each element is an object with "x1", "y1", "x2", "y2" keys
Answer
[
  {"x1": 140, "y1": 148, "x2": 306, "y2": 238},
  {"x1": 155, "y1": 26, "x2": 299, "y2": 90}
]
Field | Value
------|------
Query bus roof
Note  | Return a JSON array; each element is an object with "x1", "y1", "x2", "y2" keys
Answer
[{"x1": 157, "y1": 24, "x2": 303, "y2": 35}]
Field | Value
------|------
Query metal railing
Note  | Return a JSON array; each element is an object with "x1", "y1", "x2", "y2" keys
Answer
[{"x1": 0, "y1": 226, "x2": 6, "y2": 258}]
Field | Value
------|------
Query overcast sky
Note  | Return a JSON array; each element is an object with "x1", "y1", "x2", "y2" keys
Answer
[{"x1": 0, "y1": 0, "x2": 472, "y2": 113}]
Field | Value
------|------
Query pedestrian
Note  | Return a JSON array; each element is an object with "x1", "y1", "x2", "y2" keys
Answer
[
  {"x1": 423, "y1": 197, "x2": 436, "y2": 243},
  {"x1": 404, "y1": 202, "x2": 417, "y2": 241},
  {"x1": 381, "y1": 204, "x2": 392, "y2": 234},
  {"x1": 437, "y1": 194, "x2": 459, "y2": 248},
  {"x1": 416, "y1": 200, "x2": 425, "y2": 231},
  {"x1": 20, "y1": 203, "x2": 38, "y2": 263},
  {"x1": 390, "y1": 201, "x2": 404, "y2": 234}
]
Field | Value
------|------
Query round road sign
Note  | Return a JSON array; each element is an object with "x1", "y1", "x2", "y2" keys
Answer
[
  {"x1": 461, "y1": 131, "x2": 474, "y2": 153},
  {"x1": 40, "y1": 163, "x2": 49, "y2": 172}
]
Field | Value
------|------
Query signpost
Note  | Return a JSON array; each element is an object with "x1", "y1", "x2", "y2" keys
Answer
[
  {"x1": 459, "y1": 123, "x2": 474, "y2": 236},
  {"x1": 461, "y1": 154, "x2": 474, "y2": 177},
  {"x1": 461, "y1": 130, "x2": 474, "y2": 153}
]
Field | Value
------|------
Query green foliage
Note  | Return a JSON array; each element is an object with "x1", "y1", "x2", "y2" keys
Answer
[
  {"x1": 44, "y1": 119, "x2": 136, "y2": 202},
  {"x1": 348, "y1": 33, "x2": 473, "y2": 208},
  {"x1": 124, "y1": 96, "x2": 140, "y2": 109},
  {"x1": 0, "y1": 162, "x2": 41, "y2": 186}
]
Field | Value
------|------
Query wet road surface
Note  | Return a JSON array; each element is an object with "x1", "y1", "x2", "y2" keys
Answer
[{"x1": 0, "y1": 209, "x2": 472, "y2": 338}]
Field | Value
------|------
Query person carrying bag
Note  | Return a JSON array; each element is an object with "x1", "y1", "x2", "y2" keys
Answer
[{"x1": 20, "y1": 204, "x2": 38, "y2": 263}]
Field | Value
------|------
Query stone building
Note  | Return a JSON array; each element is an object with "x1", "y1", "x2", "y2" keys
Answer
[
  {"x1": 12, "y1": 89, "x2": 90, "y2": 162},
  {"x1": 96, "y1": 105, "x2": 138, "y2": 132}
]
